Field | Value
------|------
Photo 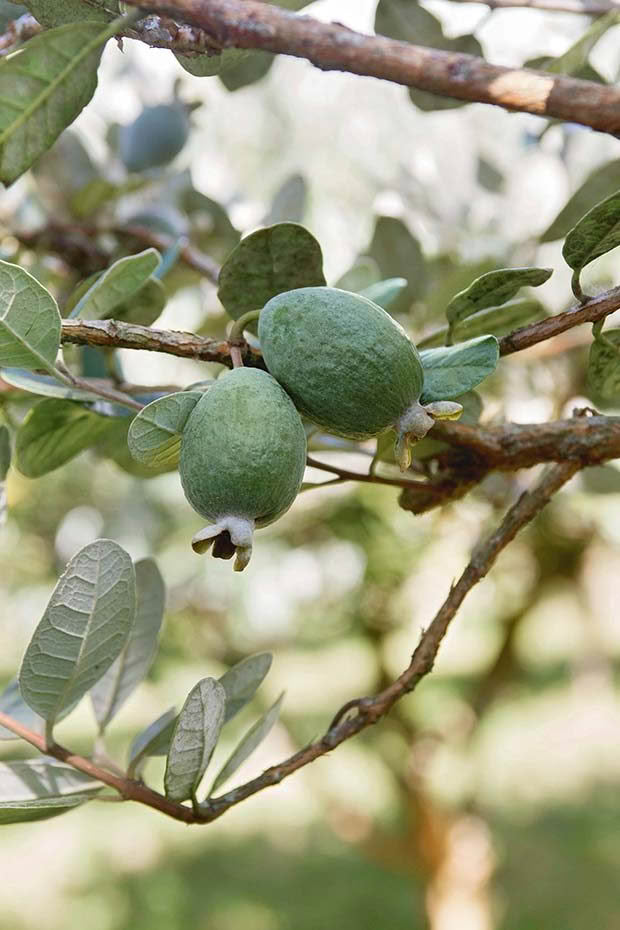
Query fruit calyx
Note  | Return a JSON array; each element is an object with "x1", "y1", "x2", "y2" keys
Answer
[
  {"x1": 394, "y1": 400, "x2": 463, "y2": 470},
  {"x1": 192, "y1": 516, "x2": 256, "y2": 572}
]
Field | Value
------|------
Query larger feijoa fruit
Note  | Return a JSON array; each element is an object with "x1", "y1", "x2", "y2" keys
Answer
[
  {"x1": 179, "y1": 368, "x2": 306, "y2": 571},
  {"x1": 258, "y1": 287, "x2": 460, "y2": 468}
]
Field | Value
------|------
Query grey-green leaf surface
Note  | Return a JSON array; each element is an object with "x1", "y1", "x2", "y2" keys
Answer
[
  {"x1": 15, "y1": 399, "x2": 116, "y2": 478},
  {"x1": 0, "y1": 425, "x2": 9, "y2": 482},
  {"x1": 446, "y1": 267, "x2": 552, "y2": 325},
  {"x1": 113, "y1": 277, "x2": 167, "y2": 326},
  {"x1": 0, "y1": 261, "x2": 61, "y2": 370},
  {"x1": 127, "y1": 707, "x2": 177, "y2": 777},
  {"x1": 562, "y1": 191, "x2": 620, "y2": 272},
  {"x1": 19, "y1": 539, "x2": 136, "y2": 725},
  {"x1": 418, "y1": 298, "x2": 545, "y2": 349},
  {"x1": 0, "y1": 760, "x2": 102, "y2": 824},
  {"x1": 210, "y1": 693, "x2": 284, "y2": 795},
  {"x1": 70, "y1": 249, "x2": 162, "y2": 320},
  {"x1": 0, "y1": 368, "x2": 101, "y2": 402},
  {"x1": 366, "y1": 216, "x2": 427, "y2": 302},
  {"x1": 217, "y1": 223, "x2": 326, "y2": 321},
  {"x1": 0, "y1": 20, "x2": 120, "y2": 185},
  {"x1": 219, "y1": 652, "x2": 272, "y2": 724},
  {"x1": 360, "y1": 278, "x2": 408, "y2": 313},
  {"x1": 23, "y1": 0, "x2": 114, "y2": 26},
  {"x1": 164, "y1": 677, "x2": 226, "y2": 802},
  {"x1": 0, "y1": 679, "x2": 43, "y2": 740},
  {"x1": 587, "y1": 331, "x2": 620, "y2": 403},
  {"x1": 541, "y1": 160, "x2": 620, "y2": 243},
  {"x1": 127, "y1": 391, "x2": 202, "y2": 469},
  {"x1": 375, "y1": 0, "x2": 482, "y2": 112},
  {"x1": 334, "y1": 257, "x2": 380, "y2": 293},
  {"x1": 265, "y1": 173, "x2": 307, "y2": 225},
  {"x1": 90, "y1": 559, "x2": 165, "y2": 732},
  {"x1": 420, "y1": 335, "x2": 499, "y2": 403},
  {"x1": 581, "y1": 464, "x2": 620, "y2": 495}
]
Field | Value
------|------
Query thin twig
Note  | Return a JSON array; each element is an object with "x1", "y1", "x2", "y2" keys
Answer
[
  {"x1": 129, "y1": 0, "x2": 620, "y2": 135},
  {"x1": 115, "y1": 225, "x2": 220, "y2": 284},
  {"x1": 202, "y1": 461, "x2": 579, "y2": 820},
  {"x1": 306, "y1": 455, "x2": 442, "y2": 493},
  {"x1": 0, "y1": 710, "x2": 202, "y2": 824}
]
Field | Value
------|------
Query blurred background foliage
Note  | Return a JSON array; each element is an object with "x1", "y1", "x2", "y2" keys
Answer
[{"x1": 2, "y1": 0, "x2": 620, "y2": 928}]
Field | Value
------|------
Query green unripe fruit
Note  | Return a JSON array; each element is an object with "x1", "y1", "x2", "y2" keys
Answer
[
  {"x1": 119, "y1": 104, "x2": 190, "y2": 174},
  {"x1": 179, "y1": 368, "x2": 307, "y2": 571},
  {"x1": 259, "y1": 287, "x2": 455, "y2": 468}
]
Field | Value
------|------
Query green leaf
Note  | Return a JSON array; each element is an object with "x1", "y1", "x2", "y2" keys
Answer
[
  {"x1": 265, "y1": 173, "x2": 307, "y2": 225},
  {"x1": 113, "y1": 277, "x2": 167, "y2": 326},
  {"x1": 127, "y1": 707, "x2": 177, "y2": 778},
  {"x1": 420, "y1": 335, "x2": 499, "y2": 403},
  {"x1": 177, "y1": 181, "x2": 240, "y2": 262},
  {"x1": 587, "y1": 331, "x2": 620, "y2": 403},
  {"x1": 562, "y1": 190, "x2": 620, "y2": 273},
  {"x1": 19, "y1": 539, "x2": 136, "y2": 725},
  {"x1": 0, "y1": 261, "x2": 61, "y2": 371},
  {"x1": 219, "y1": 51, "x2": 274, "y2": 91},
  {"x1": 127, "y1": 391, "x2": 202, "y2": 469},
  {"x1": 210, "y1": 693, "x2": 284, "y2": 795},
  {"x1": 90, "y1": 559, "x2": 165, "y2": 732},
  {"x1": 0, "y1": 424, "x2": 10, "y2": 481},
  {"x1": 418, "y1": 298, "x2": 546, "y2": 348},
  {"x1": 541, "y1": 160, "x2": 620, "y2": 244},
  {"x1": 334, "y1": 257, "x2": 380, "y2": 293},
  {"x1": 219, "y1": 653, "x2": 273, "y2": 724},
  {"x1": 446, "y1": 267, "x2": 552, "y2": 325},
  {"x1": 525, "y1": 11, "x2": 618, "y2": 77},
  {"x1": 0, "y1": 760, "x2": 101, "y2": 824},
  {"x1": 23, "y1": 0, "x2": 114, "y2": 26},
  {"x1": 15, "y1": 399, "x2": 115, "y2": 478},
  {"x1": 360, "y1": 278, "x2": 408, "y2": 313},
  {"x1": 0, "y1": 368, "x2": 101, "y2": 402},
  {"x1": 375, "y1": 0, "x2": 482, "y2": 111},
  {"x1": 0, "y1": 19, "x2": 124, "y2": 185},
  {"x1": 0, "y1": 679, "x2": 43, "y2": 740},
  {"x1": 366, "y1": 216, "x2": 427, "y2": 303},
  {"x1": 217, "y1": 223, "x2": 325, "y2": 321},
  {"x1": 164, "y1": 677, "x2": 226, "y2": 803},
  {"x1": 70, "y1": 249, "x2": 162, "y2": 320}
]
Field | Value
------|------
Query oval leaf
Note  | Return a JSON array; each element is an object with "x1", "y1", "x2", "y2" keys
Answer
[
  {"x1": 562, "y1": 190, "x2": 620, "y2": 273},
  {"x1": 587, "y1": 331, "x2": 620, "y2": 403},
  {"x1": 164, "y1": 677, "x2": 226, "y2": 802},
  {"x1": 366, "y1": 216, "x2": 427, "y2": 302},
  {"x1": 127, "y1": 707, "x2": 177, "y2": 778},
  {"x1": 210, "y1": 693, "x2": 284, "y2": 795},
  {"x1": 334, "y1": 257, "x2": 380, "y2": 293},
  {"x1": 541, "y1": 160, "x2": 620, "y2": 244},
  {"x1": 1, "y1": 368, "x2": 101, "y2": 402},
  {"x1": 113, "y1": 277, "x2": 167, "y2": 326},
  {"x1": 70, "y1": 249, "x2": 162, "y2": 320},
  {"x1": 19, "y1": 539, "x2": 136, "y2": 725},
  {"x1": 217, "y1": 223, "x2": 325, "y2": 321},
  {"x1": 360, "y1": 278, "x2": 408, "y2": 313},
  {"x1": 446, "y1": 267, "x2": 552, "y2": 325},
  {"x1": 0, "y1": 261, "x2": 61, "y2": 370},
  {"x1": 0, "y1": 19, "x2": 123, "y2": 185},
  {"x1": 90, "y1": 559, "x2": 165, "y2": 732},
  {"x1": 0, "y1": 760, "x2": 101, "y2": 824},
  {"x1": 219, "y1": 652, "x2": 273, "y2": 724},
  {"x1": 127, "y1": 391, "x2": 203, "y2": 469},
  {"x1": 15, "y1": 399, "x2": 116, "y2": 478},
  {"x1": 418, "y1": 298, "x2": 545, "y2": 349},
  {"x1": 420, "y1": 335, "x2": 499, "y2": 403}
]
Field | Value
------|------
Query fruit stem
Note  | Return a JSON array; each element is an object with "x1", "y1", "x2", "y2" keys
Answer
[
  {"x1": 230, "y1": 345, "x2": 244, "y2": 368},
  {"x1": 229, "y1": 309, "x2": 262, "y2": 342}
]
